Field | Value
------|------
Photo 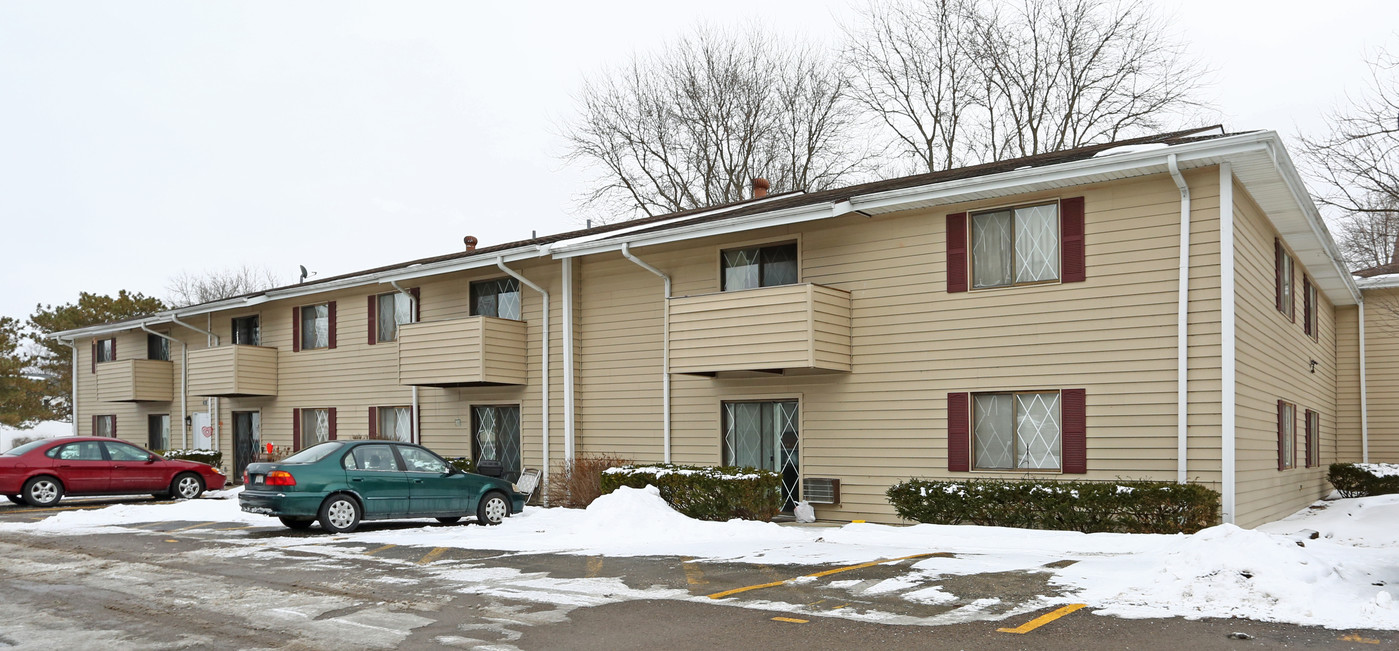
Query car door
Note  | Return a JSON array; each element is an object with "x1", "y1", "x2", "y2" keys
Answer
[
  {"x1": 103, "y1": 441, "x2": 167, "y2": 493},
  {"x1": 48, "y1": 442, "x2": 110, "y2": 494},
  {"x1": 343, "y1": 444, "x2": 411, "y2": 518},
  {"x1": 396, "y1": 445, "x2": 464, "y2": 516}
]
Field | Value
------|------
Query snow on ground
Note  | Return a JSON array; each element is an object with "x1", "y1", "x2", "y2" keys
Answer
[
  {"x1": 5, "y1": 484, "x2": 1397, "y2": 630},
  {"x1": 0, "y1": 420, "x2": 71, "y2": 451}
]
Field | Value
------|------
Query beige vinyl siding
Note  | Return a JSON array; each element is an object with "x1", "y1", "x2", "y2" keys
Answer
[
  {"x1": 1335, "y1": 305, "x2": 1362, "y2": 462},
  {"x1": 1231, "y1": 180, "x2": 1339, "y2": 528},
  {"x1": 76, "y1": 330, "x2": 182, "y2": 448},
  {"x1": 397, "y1": 316, "x2": 528, "y2": 386},
  {"x1": 95, "y1": 359, "x2": 174, "y2": 402},
  {"x1": 577, "y1": 168, "x2": 1224, "y2": 523},
  {"x1": 187, "y1": 345, "x2": 278, "y2": 397},
  {"x1": 1339, "y1": 288, "x2": 1399, "y2": 464},
  {"x1": 668, "y1": 283, "x2": 851, "y2": 374}
]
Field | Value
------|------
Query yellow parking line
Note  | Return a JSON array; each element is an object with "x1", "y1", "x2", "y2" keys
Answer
[
  {"x1": 416, "y1": 547, "x2": 448, "y2": 565},
  {"x1": 216, "y1": 524, "x2": 260, "y2": 531},
  {"x1": 996, "y1": 604, "x2": 1087, "y2": 634},
  {"x1": 364, "y1": 544, "x2": 397, "y2": 556},
  {"x1": 707, "y1": 553, "x2": 937, "y2": 600},
  {"x1": 1340, "y1": 633, "x2": 1381, "y2": 645},
  {"x1": 683, "y1": 561, "x2": 708, "y2": 586},
  {"x1": 167, "y1": 521, "x2": 221, "y2": 532},
  {"x1": 586, "y1": 556, "x2": 603, "y2": 577},
  {"x1": 771, "y1": 617, "x2": 808, "y2": 624}
]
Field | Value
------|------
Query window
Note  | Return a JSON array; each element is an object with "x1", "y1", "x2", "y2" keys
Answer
[
  {"x1": 147, "y1": 334, "x2": 169, "y2": 361},
  {"x1": 299, "y1": 408, "x2": 333, "y2": 450},
  {"x1": 106, "y1": 441, "x2": 150, "y2": 462},
  {"x1": 232, "y1": 316, "x2": 260, "y2": 346},
  {"x1": 398, "y1": 446, "x2": 449, "y2": 474},
  {"x1": 1278, "y1": 401, "x2": 1296, "y2": 470},
  {"x1": 49, "y1": 441, "x2": 104, "y2": 461},
  {"x1": 721, "y1": 242, "x2": 797, "y2": 291},
  {"x1": 1276, "y1": 240, "x2": 1295, "y2": 320},
  {"x1": 722, "y1": 400, "x2": 800, "y2": 509},
  {"x1": 375, "y1": 406, "x2": 413, "y2": 442},
  {"x1": 300, "y1": 303, "x2": 330, "y2": 350},
  {"x1": 94, "y1": 415, "x2": 116, "y2": 437},
  {"x1": 376, "y1": 292, "x2": 416, "y2": 342},
  {"x1": 148, "y1": 414, "x2": 170, "y2": 450},
  {"x1": 96, "y1": 338, "x2": 116, "y2": 363},
  {"x1": 1305, "y1": 409, "x2": 1321, "y2": 468},
  {"x1": 1303, "y1": 278, "x2": 1318, "y2": 340},
  {"x1": 471, "y1": 405, "x2": 522, "y2": 482},
  {"x1": 350, "y1": 444, "x2": 401, "y2": 472},
  {"x1": 970, "y1": 203, "x2": 1060, "y2": 289},
  {"x1": 470, "y1": 278, "x2": 521, "y2": 320},
  {"x1": 973, "y1": 392, "x2": 1061, "y2": 470},
  {"x1": 282, "y1": 441, "x2": 345, "y2": 464}
]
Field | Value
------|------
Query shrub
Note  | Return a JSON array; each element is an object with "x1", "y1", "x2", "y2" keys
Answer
[
  {"x1": 601, "y1": 464, "x2": 783, "y2": 522},
  {"x1": 442, "y1": 456, "x2": 477, "y2": 474},
  {"x1": 548, "y1": 453, "x2": 632, "y2": 508},
  {"x1": 159, "y1": 449, "x2": 223, "y2": 468},
  {"x1": 1328, "y1": 463, "x2": 1399, "y2": 498},
  {"x1": 886, "y1": 478, "x2": 1220, "y2": 534}
]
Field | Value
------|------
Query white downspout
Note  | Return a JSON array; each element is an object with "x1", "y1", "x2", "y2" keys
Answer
[
  {"x1": 1168, "y1": 155, "x2": 1191, "y2": 484},
  {"x1": 141, "y1": 323, "x2": 186, "y2": 450},
  {"x1": 620, "y1": 243, "x2": 672, "y2": 463},
  {"x1": 1360, "y1": 300, "x2": 1369, "y2": 463},
  {"x1": 58, "y1": 339, "x2": 77, "y2": 436},
  {"x1": 389, "y1": 281, "x2": 420, "y2": 445},
  {"x1": 1219, "y1": 163, "x2": 1237, "y2": 524},
  {"x1": 562, "y1": 257, "x2": 576, "y2": 465},
  {"x1": 496, "y1": 257, "x2": 551, "y2": 491},
  {"x1": 172, "y1": 315, "x2": 218, "y2": 452}
]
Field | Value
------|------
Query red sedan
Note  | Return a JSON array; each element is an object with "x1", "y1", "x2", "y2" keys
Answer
[{"x1": 0, "y1": 437, "x2": 227, "y2": 507}]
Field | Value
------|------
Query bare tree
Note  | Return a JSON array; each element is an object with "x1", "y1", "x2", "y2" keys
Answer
[
  {"x1": 166, "y1": 265, "x2": 283, "y2": 307},
  {"x1": 563, "y1": 27, "x2": 869, "y2": 222},
  {"x1": 1333, "y1": 195, "x2": 1399, "y2": 271}
]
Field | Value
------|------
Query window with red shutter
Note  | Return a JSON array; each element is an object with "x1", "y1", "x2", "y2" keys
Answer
[
  {"x1": 368, "y1": 406, "x2": 379, "y2": 439},
  {"x1": 327, "y1": 407, "x2": 337, "y2": 441},
  {"x1": 1304, "y1": 409, "x2": 1314, "y2": 468},
  {"x1": 1061, "y1": 389, "x2": 1087, "y2": 473},
  {"x1": 1277, "y1": 400, "x2": 1296, "y2": 470},
  {"x1": 368, "y1": 295, "x2": 378, "y2": 345},
  {"x1": 1303, "y1": 277, "x2": 1313, "y2": 337},
  {"x1": 1060, "y1": 197, "x2": 1086, "y2": 283},
  {"x1": 292, "y1": 408, "x2": 302, "y2": 451},
  {"x1": 947, "y1": 392, "x2": 970, "y2": 471},
  {"x1": 946, "y1": 214, "x2": 968, "y2": 293},
  {"x1": 327, "y1": 301, "x2": 337, "y2": 349},
  {"x1": 292, "y1": 307, "x2": 302, "y2": 353}
]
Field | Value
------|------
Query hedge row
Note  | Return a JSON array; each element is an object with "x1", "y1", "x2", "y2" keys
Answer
[
  {"x1": 601, "y1": 464, "x2": 783, "y2": 522},
  {"x1": 157, "y1": 450, "x2": 223, "y2": 468},
  {"x1": 442, "y1": 457, "x2": 478, "y2": 474},
  {"x1": 886, "y1": 478, "x2": 1220, "y2": 534},
  {"x1": 1328, "y1": 463, "x2": 1399, "y2": 498}
]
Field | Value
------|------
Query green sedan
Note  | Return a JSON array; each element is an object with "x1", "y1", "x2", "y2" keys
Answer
[{"x1": 239, "y1": 440, "x2": 528, "y2": 533}]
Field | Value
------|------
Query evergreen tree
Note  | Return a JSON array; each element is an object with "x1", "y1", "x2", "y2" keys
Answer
[{"x1": 0, "y1": 316, "x2": 46, "y2": 428}]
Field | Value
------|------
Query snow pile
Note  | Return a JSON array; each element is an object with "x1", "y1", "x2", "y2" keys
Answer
[
  {"x1": 1355, "y1": 463, "x2": 1399, "y2": 478},
  {"x1": 1258, "y1": 493, "x2": 1399, "y2": 547},
  {"x1": 602, "y1": 465, "x2": 764, "y2": 480}
]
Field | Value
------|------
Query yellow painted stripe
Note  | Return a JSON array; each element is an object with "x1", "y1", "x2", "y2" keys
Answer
[
  {"x1": 364, "y1": 544, "x2": 397, "y2": 556},
  {"x1": 416, "y1": 547, "x2": 448, "y2": 565},
  {"x1": 586, "y1": 556, "x2": 604, "y2": 577},
  {"x1": 683, "y1": 562, "x2": 708, "y2": 586},
  {"x1": 1340, "y1": 633, "x2": 1381, "y2": 645},
  {"x1": 771, "y1": 617, "x2": 808, "y2": 624},
  {"x1": 996, "y1": 604, "x2": 1087, "y2": 634},
  {"x1": 167, "y1": 521, "x2": 221, "y2": 532},
  {"x1": 707, "y1": 553, "x2": 936, "y2": 599},
  {"x1": 216, "y1": 524, "x2": 260, "y2": 531}
]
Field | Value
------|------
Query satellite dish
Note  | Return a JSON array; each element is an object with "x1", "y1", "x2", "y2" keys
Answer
[{"x1": 299, "y1": 265, "x2": 310, "y2": 284}]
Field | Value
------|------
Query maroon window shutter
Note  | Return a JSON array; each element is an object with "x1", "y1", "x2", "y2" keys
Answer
[
  {"x1": 1303, "y1": 277, "x2": 1313, "y2": 336},
  {"x1": 410, "y1": 287, "x2": 421, "y2": 322},
  {"x1": 1060, "y1": 197, "x2": 1086, "y2": 283},
  {"x1": 91, "y1": 415, "x2": 96, "y2": 436},
  {"x1": 415, "y1": 406, "x2": 422, "y2": 445},
  {"x1": 368, "y1": 295, "x2": 378, "y2": 345},
  {"x1": 1290, "y1": 259, "x2": 1297, "y2": 323},
  {"x1": 946, "y1": 213, "x2": 968, "y2": 293},
  {"x1": 91, "y1": 341, "x2": 97, "y2": 373},
  {"x1": 111, "y1": 415, "x2": 116, "y2": 438},
  {"x1": 368, "y1": 406, "x2": 378, "y2": 439},
  {"x1": 947, "y1": 392, "x2": 970, "y2": 471},
  {"x1": 1304, "y1": 409, "x2": 1314, "y2": 468},
  {"x1": 1061, "y1": 389, "x2": 1087, "y2": 474},
  {"x1": 292, "y1": 307, "x2": 302, "y2": 353},
  {"x1": 1274, "y1": 239, "x2": 1284, "y2": 312},
  {"x1": 111, "y1": 339, "x2": 116, "y2": 362},
  {"x1": 292, "y1": 408, "x2": 302, "y2": 451},
  {"x1": 327, "y1": 301, "x2": 337, "y2": 349},
  {"x1": 1277, "y1": 400, "x2": 1286, "y2": 470},
  {"x1": 327, "y1": 407, "x2": 337, "y2": 441}
]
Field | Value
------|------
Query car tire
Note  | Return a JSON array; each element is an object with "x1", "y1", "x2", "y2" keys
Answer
[
  {"x1": 435, "y1": 516, "x2": 462, "y2": 524},
  {"x1": 6, "y1": 495, "x2": 24, "y2": 505},
  {"x1": 170, "y1": 473, "x2": 205, "y2": 500},
  {"x1": 318, "y1": 495, "x2": 361, "y2": 533},
  {"x1": 22, "y1": 476, "x2": 64, "y2": 507},
  {"x1": 279, "y1": 517, "x2": 315, "y2": 530},
  {"x1": 476, "y1": 491, "x2": 510, "y2": 526}
]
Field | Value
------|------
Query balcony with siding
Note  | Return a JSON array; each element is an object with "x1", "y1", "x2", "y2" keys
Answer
[
  {"x1": 668, "y1": 283, "x2": 852, "y2": 376},
  {"x1": 95, "y1": 359, "x2": 174, "y2": 402},
  {"x1": 187, "y1": 345, "x2": 278, "y2": 397},
  {"x1": 398, "y1": 316, "x2": 528, "y2": 387}
]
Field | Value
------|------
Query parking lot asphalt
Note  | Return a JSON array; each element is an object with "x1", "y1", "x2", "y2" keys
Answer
[{"x1": 0, "y1": 497, "x2": 1392, "y2": 650}]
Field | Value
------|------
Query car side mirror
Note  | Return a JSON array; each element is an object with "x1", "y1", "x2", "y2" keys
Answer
[
  {"x1": 147, "y1": 454, "x2": 158, "y2": 463},
  {"x1": 443, "y1": 466, "x2": 457, "y2": 476}
]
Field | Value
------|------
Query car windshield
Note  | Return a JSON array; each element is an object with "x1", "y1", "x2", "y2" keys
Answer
[
  {"x1": 2, "y1": 439, "x2": 53, "y2": 456},
  {"x1": 281, "y1": 441, "x2": 346, "y2": 464}
]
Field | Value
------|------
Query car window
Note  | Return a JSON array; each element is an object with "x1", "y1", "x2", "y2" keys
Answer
[
  {"x1": 351, "y1": 445, "x2": 401, "y2": 472},
  {"x1": 49, "y1": 442, "x2": 104, "y2": 461},
  {"x1": 105, "y1": 442, "x2": 150, "y2": 462},
  {"x1": 282, "y1": 441, "x2": 346, "y2": 464},
  {"x1": 397, "y1": 446, "x2": 448, "y2": 473},
  {"x1": 3, "y1": 439, "x2": 51, "y2": 456},
  {"x1": 341, "y1": 453, "x2": 357, "y2": 470}
]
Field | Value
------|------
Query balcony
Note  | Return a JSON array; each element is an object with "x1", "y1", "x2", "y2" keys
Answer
[
  {"x1": 95, "y1": 359, "x2": 174, "y2": 402},
  {"x1": 668, "y1": 283, "x2": 852, "y2": 376},
  {"x1": 187, "y1": 345, "x2": 278, "y2": 397},
  {"x1": 398, "y1": 316, "x2": 528, "y2": 387}
]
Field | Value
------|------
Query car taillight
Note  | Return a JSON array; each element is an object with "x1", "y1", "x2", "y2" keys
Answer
[
  {"x1": 243, "y1": 471, "x2": 250, "y2": 485},
  {"x1": 265, "y1": 470, "x2": 296, "y2": 486}
]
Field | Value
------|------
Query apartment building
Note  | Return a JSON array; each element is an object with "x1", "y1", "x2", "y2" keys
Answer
[{"x1": 53, "y1": 127, "x2": 1388, "y2": 528}]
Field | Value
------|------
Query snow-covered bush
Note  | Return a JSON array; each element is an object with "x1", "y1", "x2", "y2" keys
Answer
[
  {"x1": 1328, "y1": 463, "x2": 1399, "y2": 498},
  {"x1": 886, "y1": 478, "x2": 1219, "y2": 534},
  {"x1": 157, "y1": 449, "x2": 223, "y2": 468},
  {"x1": 442, "y1": 456, "x2": 476, "y2": 474},
  {"x1": 600, "y1": 464, "x2": 782, "y2": 522}
]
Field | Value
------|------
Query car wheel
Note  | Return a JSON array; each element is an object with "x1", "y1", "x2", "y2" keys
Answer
[
  {"x1": 476, "y1": 492, "x2": 510, "y2": 526},
  {"x1": 22, "y1": 476, "x2": 64, "y2": 507},
  {"x1": 171, "y1": 473, "x2": 205, "y2": 500},
  {"x1": 318, "y1": 495, "x2": 361, "y2": 533},
  {"x1": 6, "y1": 495, "x2": 24, "y2": 505},
  {"x1": 279, "y1": 516, "x2": 315, "y2": 530},
  {"x1": 435, "y1": 516, "x2": 462, "y2": 524}
]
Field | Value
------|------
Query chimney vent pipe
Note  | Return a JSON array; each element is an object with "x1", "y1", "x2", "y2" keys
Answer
[
  {"x1": 752, "y1": 177, "x2": 770, "y2": 199},
  {"x1": 464, "y1": 236, "x2": 479, "y2": 252}
]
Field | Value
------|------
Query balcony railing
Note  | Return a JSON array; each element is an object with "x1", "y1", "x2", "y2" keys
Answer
[
  {"x1": 96, "y1": 359, "x2": 174, "y2": 402},
  {"x1": 398, "y1": 316, "x2": 528, "y2": 386},
  {"x1": 187, "y1": 345, "x2": 278, "y2": 397},
  {"x1": 668, "y1": 283, "x2": 852, "y2": 375}
]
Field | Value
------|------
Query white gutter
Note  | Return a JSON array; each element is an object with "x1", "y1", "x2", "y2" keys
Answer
[
  {"x1": 1260, "y1": 140, "x2": 1363, "y2": 306},
  {"x1": 57, "y1": 339, "x2": 77, "y2": 436},
  {"x1": 562, "y1": 257, "x2": 576, "y2": 470},
  {"x1": 496, "y1": 257, "x2": 552, "y2": 491},
  {"x1": 1360, "y1": 300, "x2": 1369, "y2": 463},
  {"x1": 620, "y1": 243, "x2": 672, "y2": 463},
  {"x1": 1220, "y1": 162, "x2": 1237, "y2": 524},
  {"x1": 389, "y1": 281, "x2": 420, "y2": 446},
  {"x1": 1167, "y1": 154, "x2": 1191, "y2": 484},
  {"x1": 141, "y1": 323, "x2": 186, "y2": 450},
  {"x1": 553, "y1": 202, "x2": 839, "y2": 258}
]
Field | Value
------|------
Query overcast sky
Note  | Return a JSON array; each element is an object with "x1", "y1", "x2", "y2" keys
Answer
[{"x1": 1, "y1": 0, "x2": 1396, "y2": 324}]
